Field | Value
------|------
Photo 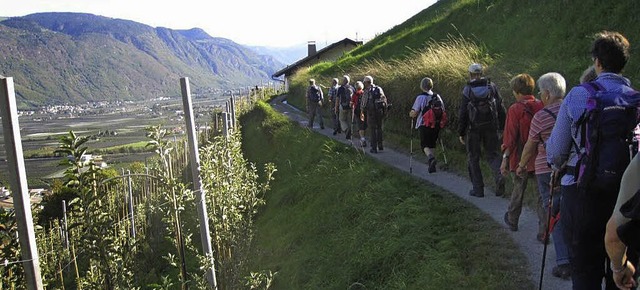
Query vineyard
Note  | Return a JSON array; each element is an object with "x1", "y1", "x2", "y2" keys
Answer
[{"x1": 0, "y1": 78, "x2": 281, "y2": 289}]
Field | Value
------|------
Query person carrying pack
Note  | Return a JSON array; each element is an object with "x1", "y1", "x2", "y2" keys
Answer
[
  {"x1": 327, "y1": 78, "x2": 341, "y2": 135},
  {"x1": 515, "y1": 72, "x2": 571, "y2": 280},
  {"x1": 306, "y1": 79, "x2": 325, "y2": 129},
  {"x1": 458, "y1": 63, "x2": 506, "y2": 198},
  {"x1": 547, "y1": 31, "x2": 640, "y2": 289},
  {"x1": 501, "y1": 74, "x2": 544, "y2": 234},
  {"x1": 605, "y1": 152, "x2": 640, "y2": 290},
  {"x1": 360, "y1": 75, "x2": 387, "y2": 153},
  {"x1": 409, "y1": 77, "x2": 447, "y2": 173},
  {"x1": 336, "y1": 75, "x2": 355, "y2": 139}
]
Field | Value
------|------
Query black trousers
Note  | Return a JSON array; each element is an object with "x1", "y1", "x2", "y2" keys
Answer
[
  {"x1": 367, "y1": 109, "x2": 384, "y2": 150},
  {"x1": 465, "y1": 125, "x2": 502, "y2": 194},
  {"x1": 561, "y1": 183, "x2": 625, "y2": 290}
]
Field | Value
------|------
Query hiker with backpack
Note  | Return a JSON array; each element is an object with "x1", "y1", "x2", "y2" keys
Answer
[
  {"x1": 546, "y1": 31, "x2": 640, "y2": 289},
  {"x1": 501, "y1": 73, "x2": 544, "y2": 233},
  {"x1": 352, "y1": 81, "x2": 368, "y2": 147},
  {"x1": 409, "y1": 77, "x2": 447, "y2": 173},
  {"x1": 458, "y1": 63, "x2": 507, "y2": 197},
  {"x1": 328, "y1": 78, "x2": 341, "y2": 135},
  {"x1": 605, "y1": 152, "x2": 640, "y2": 290},
  {"x1": 360, "y1": 75, "x2": 387, "y2": 153},
  {"x1": 515, "y1": 72, "x2": 571, "y2": 279},
  {"x1": 306, "y1": 78, "x2": 325, "y2": 129},
  {"x1": 336, "y1": 75, "x2": 355, "y2": 140}
]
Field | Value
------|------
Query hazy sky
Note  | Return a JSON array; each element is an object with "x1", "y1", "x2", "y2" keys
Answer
[{"x1": 0, "y1": 0, "x2": 437, "y2": 47}]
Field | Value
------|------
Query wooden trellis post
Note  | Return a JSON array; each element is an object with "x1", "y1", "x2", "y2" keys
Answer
[
  {"x1": 180, "y1": 77, "x2": 218, "y2": 289},
  {"x1": 0, "y1": 76, "x2": 44, "y2": 289}
]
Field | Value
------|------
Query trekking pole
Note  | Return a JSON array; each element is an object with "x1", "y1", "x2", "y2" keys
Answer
[
  {"x1": 438, "y1": 138, "x2": 449, "y2": 166},
  {"x1": 538, "y1": 170, "x2": 557, "y2": 290},
  {"x1": 410, "y1": 117, "x2": 414, "y2": 173},
  {"x1": 350, "y1": 107, "x2": 355, "y2": 148}
]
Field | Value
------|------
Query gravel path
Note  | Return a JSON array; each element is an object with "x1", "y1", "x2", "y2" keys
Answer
[{"x1": 269, "y1": 95, "x2": 572, "y2": 290}]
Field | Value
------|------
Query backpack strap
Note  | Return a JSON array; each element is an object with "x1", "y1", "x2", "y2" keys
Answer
[
  {"x1": 538, "y1": 108, "x2": 557, "y2": 148},
  {"x1": 542, "y1": 108, "x2": 556, "y2": 120},
  {"x1": 576, "y1": 81, "x2": 605, "y2": 149},
  {"x1": 418, "y1": 92, "x2": 431, "y2": 116}
]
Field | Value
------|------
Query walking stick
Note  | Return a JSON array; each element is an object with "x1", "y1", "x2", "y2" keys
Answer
[
  {"x1": 350, "y1": 106, "x2": 355, "y2": 148},
  {"x1": 538, "y1": 170, "x2": 557, "y2": 290},
  {"x1": 439, "y1": 137, "x2": 449, "y2": 170},
  {"x1": 410, "y1": 117, "x2": 414, "y2": 173}
]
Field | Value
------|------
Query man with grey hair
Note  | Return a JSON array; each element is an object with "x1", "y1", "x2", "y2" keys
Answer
[
  {"x1": 336, "y1": 75, "x2": 354, "y2": 139},
  {"x1": 306, "y1": 78, "x2": 325, "y2": 129},
  {"x1": 360, "y1": 75, "x2": 387, "y2": 153},
  {"x1": 409, "y1": 77, "x2": 446, "y2": 173},
  {"x1": 458, "y1": 63, "x2": 506, "y2": 197},
  {"x1": 516, "y1": 72, "x2": 571, "y2": 279}
]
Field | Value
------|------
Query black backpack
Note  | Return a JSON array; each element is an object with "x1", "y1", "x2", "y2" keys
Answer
[
  {"x1": 370, "y1": 86, "x2": 388, "y2": 113},
  {"x1": 309, "y1": 85, "x2": 322, "y2": 102},
  {"x1": 338, "y1": 85, "x2": 354, "y2": 109},
  {"x1": 574, "y1": 81, "x2": 640, "y2": 191},
  {"x1": 466, "y1": 79, "x2": 498, "y2": 127}
]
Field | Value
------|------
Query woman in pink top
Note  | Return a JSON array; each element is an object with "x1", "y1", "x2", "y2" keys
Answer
[{"x1": 516, "y1": 72, "x2": 571, "y2": 279}]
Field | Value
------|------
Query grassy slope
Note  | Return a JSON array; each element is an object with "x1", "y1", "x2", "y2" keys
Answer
[
  {"x1": 282, "y1": 0, "x2": 640, "y2": 216},
  {"x1": 240, "y1": 101, "x2": 532, "y2": 289},
  {"x1": 345, "y1": 0, "x2": 640, "y2": 87}
]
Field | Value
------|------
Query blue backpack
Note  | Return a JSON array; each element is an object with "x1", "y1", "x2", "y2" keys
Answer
[{"x1": 574, "y1": 81, "x2": 640, "y2": 191}]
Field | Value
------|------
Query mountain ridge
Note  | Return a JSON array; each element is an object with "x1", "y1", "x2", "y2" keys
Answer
[{"x1": 0, "y1": 12, "x2": 285, "y2": 108}]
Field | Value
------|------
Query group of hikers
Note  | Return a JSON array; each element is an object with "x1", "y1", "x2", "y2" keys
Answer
[
  {"x1": 306, "y1": 75, "x2": 388, "y2": 153},
  {"x1": 305, "y1": 30, "x2": 640, "y2": 289}
]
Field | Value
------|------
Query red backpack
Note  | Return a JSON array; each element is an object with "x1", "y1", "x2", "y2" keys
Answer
[{"x1": 422, "y1": 95, "x2": 448, "y2": 128}]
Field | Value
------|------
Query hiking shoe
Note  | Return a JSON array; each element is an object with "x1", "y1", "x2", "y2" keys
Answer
[
  {"x1": 552, "y1": 264, "x2": 572, "y2": 280},
  {"x1": 469, "y1": 189, "x2": 484, "y2": 198},
  {"x1": 504, "y1": 212, "x2": 518, "y2": 231},
  {"x1": 378, "y1": 145, "x2": 384, "y2": 151},
  {"x1": 361, "y1": 140, "x2": 367, "y2": 147},
  {"x1": 428, "y1": 157, "x2": 437, "y2": 173},
  {"x1": 369, "y1": 148, "x2": 378, "y2": 154}
]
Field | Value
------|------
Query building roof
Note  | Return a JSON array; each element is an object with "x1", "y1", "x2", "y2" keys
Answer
[{"x1": 272, "y1": 38, "x2": 363, "y2": 78}]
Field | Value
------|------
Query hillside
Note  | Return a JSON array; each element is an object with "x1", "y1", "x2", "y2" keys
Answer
[
  {"x1": 341, "y1": 0, "x2": 639, "y2": 89},
  {"x1": 0, "y1": 12, "x2": 284, "y2": 108},
  {"x1": 283, "y1": 0, "x2": 640, "y2": 163}
]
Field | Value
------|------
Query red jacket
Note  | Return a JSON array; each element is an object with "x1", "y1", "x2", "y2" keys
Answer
[
  {"x1": 351, "y1": 89, "x2": 364, "y2": 113},
  {"x1": 502, "y1": 95, "x2": 543, "y2": 172}
]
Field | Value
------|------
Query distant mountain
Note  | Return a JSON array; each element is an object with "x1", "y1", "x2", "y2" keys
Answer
[
  {"x1": 0, "y1": 12, "x2": 284, "y2": 108},
  {"x1": 249, "y1": 44, "x2": 308, "y2": 66}
]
